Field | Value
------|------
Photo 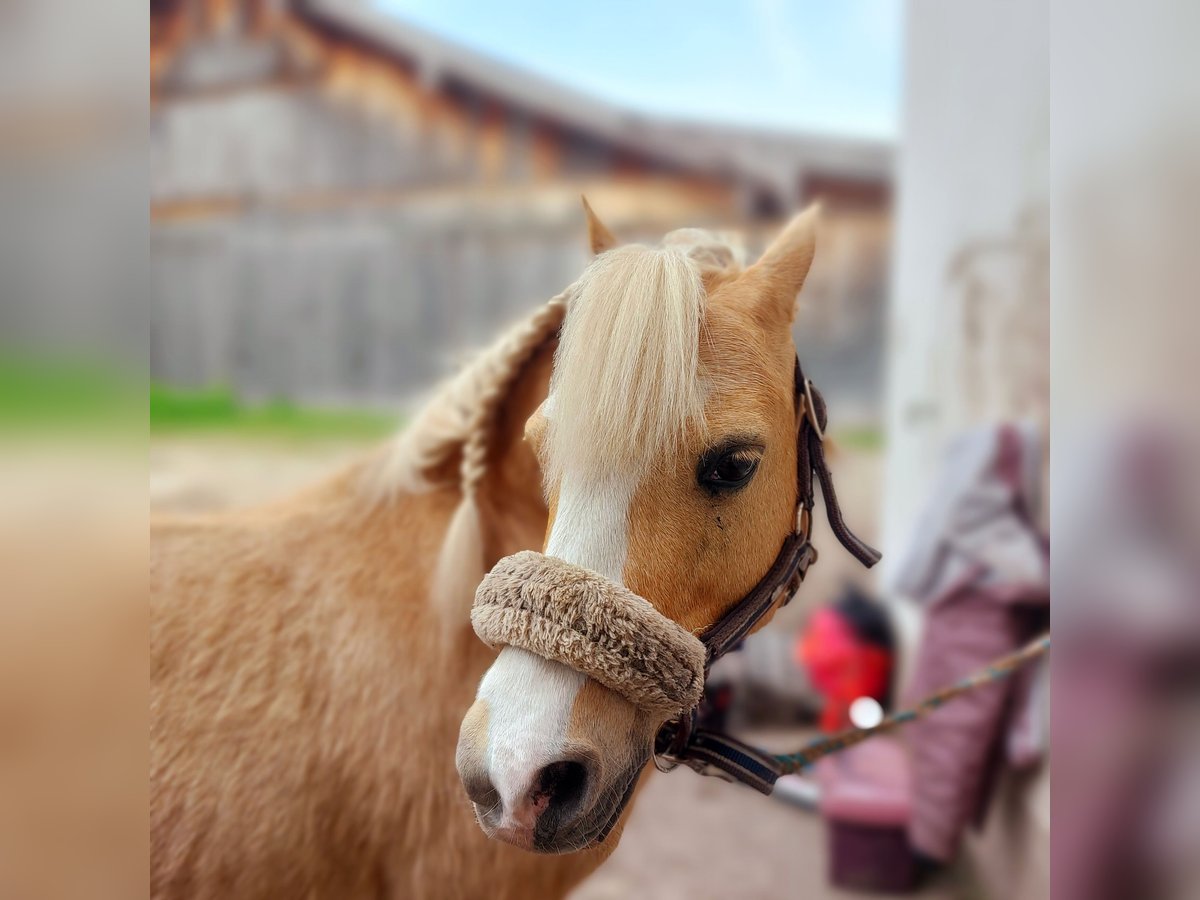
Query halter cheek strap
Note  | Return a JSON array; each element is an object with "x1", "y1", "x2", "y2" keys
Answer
[
  {"x1": 693, "y1": 358, "x2": 881, "y2": 666},
  {"x1": 654, "y1": 358, "x2": 881, "y2": 792}
]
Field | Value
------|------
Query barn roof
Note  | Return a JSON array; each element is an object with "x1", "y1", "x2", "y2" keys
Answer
[{"x1": 297, "y1": 0, "x2": 893, "y2": 201}]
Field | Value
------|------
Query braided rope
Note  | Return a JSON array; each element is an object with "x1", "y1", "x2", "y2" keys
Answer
[
  {"x1": 773, "y1": 633, "x2": 1050, "y2": 774},
  {"x1": 453, "y1": 288, "x2": 571, "y2": 501}
]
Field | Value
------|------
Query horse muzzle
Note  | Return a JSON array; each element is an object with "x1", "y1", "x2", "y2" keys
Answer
[{"x1": 459, "y1": 551, "x2": 705, "y2": 851}]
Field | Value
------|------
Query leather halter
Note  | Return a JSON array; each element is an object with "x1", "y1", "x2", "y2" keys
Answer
[{"x1": 653, "y1": 356, "x2": 882, "y2": 792}]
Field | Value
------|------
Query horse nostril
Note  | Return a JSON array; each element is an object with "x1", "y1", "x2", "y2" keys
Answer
[
  {"x1": 532, "y1": 759, "x2": 590, "y2": 823},
  {"x1": 461, "y1": 772, "x2": 498, "y2": 811}
]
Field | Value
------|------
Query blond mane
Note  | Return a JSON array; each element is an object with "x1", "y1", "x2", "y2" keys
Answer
[{"x1": 546, "y1": 244, "x2": 709, "y2": 483}]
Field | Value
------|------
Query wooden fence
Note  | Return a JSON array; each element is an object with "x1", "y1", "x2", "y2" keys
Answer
[{"x1": 151, "y1": 209, "x2": 589, "y2": 408}]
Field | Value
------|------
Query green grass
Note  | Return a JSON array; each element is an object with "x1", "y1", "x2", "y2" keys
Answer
[
  {"x1": 0, "y1": 356, "x2": 142, "y2": 432},
  {"x1": 149, "y1": 383, "x2": 399, "y2": 441},
  {"x1": 0, "y1": 356, "x2": 397, "y2": 441}
]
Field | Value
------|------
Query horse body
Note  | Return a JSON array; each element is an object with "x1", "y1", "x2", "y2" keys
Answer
[{"x1": 150, "y1": 337, "x2": 616, "y2": 898}]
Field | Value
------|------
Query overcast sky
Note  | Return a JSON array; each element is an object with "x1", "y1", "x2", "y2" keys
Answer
[{"x1": 373, "y1": 0, "x2": 903, "y2": 139}]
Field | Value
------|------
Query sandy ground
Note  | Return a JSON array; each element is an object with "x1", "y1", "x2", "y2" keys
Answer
[
  {"x1": 573, "y1": 754, "x2": 979, "y2": 900},
  {"x1": 149, "y1": 435, "x2": 982, "y2": 899}
]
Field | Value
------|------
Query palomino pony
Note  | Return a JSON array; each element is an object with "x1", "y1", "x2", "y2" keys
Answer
[{"x1": 151, "y1": 203, "x2": 823, "y2": 898}]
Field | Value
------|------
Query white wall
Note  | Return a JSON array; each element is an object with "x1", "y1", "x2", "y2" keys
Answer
[{"x1": 882, "y1": 0, "x2": 1048, "y2": 574}]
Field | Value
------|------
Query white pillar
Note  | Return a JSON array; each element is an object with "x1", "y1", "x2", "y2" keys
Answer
[{"x1": 882, "y1": 0, "x2": 1049, "y2": 580}]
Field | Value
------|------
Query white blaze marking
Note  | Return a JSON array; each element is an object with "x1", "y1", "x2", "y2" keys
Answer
[
  {"x1": 545, "y1": 470, "x2": 636, "y2": 583},
  {"x1": 475, "y1": 470, "x2": 636, "y2": 818}
]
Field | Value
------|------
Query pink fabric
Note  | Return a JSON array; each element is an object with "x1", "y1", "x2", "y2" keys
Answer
[
  {"x1": 905, "y1": 579, "x2": 1047, "y2": 861},
  {"x1": 893, "y1": 424, "x2": 1049, "y2": 863},
  {"x1": 818, "y1": 740, "x2": 912, "y2": 827}
]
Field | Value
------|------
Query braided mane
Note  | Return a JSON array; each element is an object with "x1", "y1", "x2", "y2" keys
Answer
[{"x1": 366, "y1": 293, "x2": 569, "y2": 499}]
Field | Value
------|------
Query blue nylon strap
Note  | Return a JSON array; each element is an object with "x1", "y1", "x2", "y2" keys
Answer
[{"x1": 684, "y1": 730, "x2": 783, "y2": 795}]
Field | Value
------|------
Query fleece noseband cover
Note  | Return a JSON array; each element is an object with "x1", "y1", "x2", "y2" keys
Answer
[{"x1": 471, "y1": 550, "x2": 706, "y2": 719}]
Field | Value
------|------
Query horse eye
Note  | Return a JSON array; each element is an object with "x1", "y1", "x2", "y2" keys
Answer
[{"x1": 698, "y1": 445, "x2": 762, "y2": 492}]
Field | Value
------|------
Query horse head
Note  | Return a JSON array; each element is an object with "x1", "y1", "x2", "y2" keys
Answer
[{"x1": 456, "y1": 203, "x2": 821, "y2": 854}]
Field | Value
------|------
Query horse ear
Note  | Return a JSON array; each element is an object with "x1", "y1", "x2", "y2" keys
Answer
[
  {"x1": 740, "y1": 204, "x2": 820, "y2": 327},
  {"x1": 581, "y1": 195, "x2": 618, "y2": 255}
]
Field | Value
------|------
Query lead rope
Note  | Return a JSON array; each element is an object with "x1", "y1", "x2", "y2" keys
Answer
[
  {"x1": 654, "y1": 634, "x2": 1050, "y2": 794},
  {"x1": 771, "y1": 632, "x2": 1050, "y2": 775}
]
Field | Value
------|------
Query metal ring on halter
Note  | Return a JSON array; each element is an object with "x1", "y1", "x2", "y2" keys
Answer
[
  {"x1": 796, "y1": 506, "x2": 812, "y2": 541},
  {"x1": 802, "y1": 378, "x2": 824, "y2": 442}
]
